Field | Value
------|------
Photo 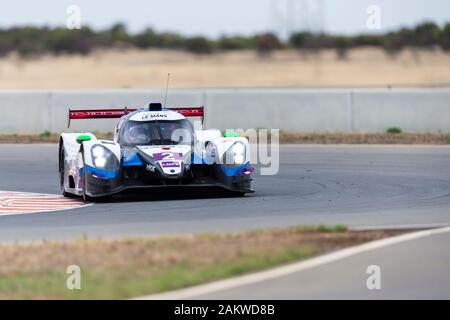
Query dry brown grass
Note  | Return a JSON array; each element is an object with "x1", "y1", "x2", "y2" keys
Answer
[
  {"x1": 0, "y1": 132, "x2": 112, "y2": 144},
  {"x1": 0, "y1": 225, "x2": 405, "y2": 299},
  {"x1": 1, "y1": 47, "x2": 449, "y2": 89},
  {"x1": 279, "y1": 131, "x2": 450, "y2": 144},
  {"x1": 0, "y1": 226, "x2": 355, "y2": 274},
  {"x1": 2, "y1": 131, "x2": 448, "y2": 145}
]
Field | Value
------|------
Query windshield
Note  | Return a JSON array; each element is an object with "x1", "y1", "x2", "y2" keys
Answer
[{"x1": 120, "y1": 119, "x2": 194, "y2": 146}]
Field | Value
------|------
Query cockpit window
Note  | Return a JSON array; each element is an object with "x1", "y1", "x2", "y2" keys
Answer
[{"x1": 120, "y1": 119, "x2": 194, "y2": 146}]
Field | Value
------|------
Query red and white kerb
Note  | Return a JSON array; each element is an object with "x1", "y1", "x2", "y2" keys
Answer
[{"x1": 0, "y1": 191, "x2": 89, "y2": 216}]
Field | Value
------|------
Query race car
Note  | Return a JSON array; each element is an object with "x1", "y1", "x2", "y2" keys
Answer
[{"x1": 59, "y1": 102, "x2": 254, "y2": 200}]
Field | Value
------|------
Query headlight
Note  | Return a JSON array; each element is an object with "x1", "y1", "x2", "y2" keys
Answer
[
  {"x1": 94, "y1": 156, "x2": 107, "y2": 168},
  {"x1": 91, "y1": 145, "x2": 117, "y2": 169},
  {"x1": 224, "y1": 142, "x2": 246, "y2": 165},
  {"x1": 92, "y1": 145, "x2": 105, "y2": 158},
  {"x1": 204, "y1": 142, "x2": 217, "y2": 165}
]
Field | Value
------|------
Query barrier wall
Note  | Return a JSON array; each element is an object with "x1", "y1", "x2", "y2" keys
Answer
[{"x1": 0, "y1": 88, "x2": 449, "y2": 133}]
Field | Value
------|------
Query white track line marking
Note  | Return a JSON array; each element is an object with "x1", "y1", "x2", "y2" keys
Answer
[
  {"x1": 352, "y1": 222, "x2": 450, "y2": 230},
  {"x1": 135, "y1": 226, "x2": 450, "y2": 300}
]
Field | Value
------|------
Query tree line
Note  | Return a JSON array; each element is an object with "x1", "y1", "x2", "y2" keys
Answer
[{"x1": 0, "y1": 21, "x2": 448, "y2": 57}]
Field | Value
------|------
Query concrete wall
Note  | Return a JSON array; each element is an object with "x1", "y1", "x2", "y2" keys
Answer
[{"x1": 0, "y1": 88, "x2": 449, "y2": 133}]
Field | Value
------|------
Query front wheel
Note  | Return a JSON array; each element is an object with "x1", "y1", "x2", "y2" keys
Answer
[
  {"x1": 81, "y1": 150, "x2": 91, "y2": 203},
  {"x1": 59, "y1": 145, "x2": 72, "y2": 198}
]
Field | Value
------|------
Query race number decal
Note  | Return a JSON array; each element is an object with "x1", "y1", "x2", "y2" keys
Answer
[{"x1": 152, "y1": 152, "x2": 183, "y2": 161}]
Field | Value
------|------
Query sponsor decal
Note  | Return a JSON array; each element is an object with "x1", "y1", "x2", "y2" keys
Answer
[
  {"x1": 141, "y1": 113, "x2": 168, "y2": 120},
  {"x1": 130, "y1": 111, "x2": 184, "y2": 122},
  {"x1": 161, "y1": 161, "x2": 180, "y2": 168},
  {"x1": 137, "y1": 146, "x2": 153, "y2": 150}
]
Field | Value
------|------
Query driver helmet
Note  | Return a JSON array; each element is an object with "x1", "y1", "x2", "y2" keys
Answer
[{"x1": 127, "y1": 126, "x2": 147, "y2": 142}]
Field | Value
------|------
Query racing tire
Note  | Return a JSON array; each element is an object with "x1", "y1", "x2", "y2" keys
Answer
[
  {"x1": 59, "y1": 144, "x2": 73, "y2": 198},
  {"x1": 81, "y1": 149, "x2": 91, "y2": 203}
]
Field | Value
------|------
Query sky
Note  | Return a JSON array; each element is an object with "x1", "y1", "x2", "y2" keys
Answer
[{"x1": 0, "y1": 0, "x2": 449, "y2": 37}]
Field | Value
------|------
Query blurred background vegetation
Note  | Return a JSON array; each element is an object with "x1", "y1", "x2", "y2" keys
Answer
[{"x1": 0, "y1": 21, "x2": 448, "y2": 57}]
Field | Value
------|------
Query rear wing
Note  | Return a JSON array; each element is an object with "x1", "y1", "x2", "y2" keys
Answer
[{"x1": 68, "y1": 106, "x2": 204, "y2": 127}]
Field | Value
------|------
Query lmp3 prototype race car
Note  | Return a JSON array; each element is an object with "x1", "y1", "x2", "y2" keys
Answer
[{"x1": 59, "y1": 103, "x2": 254, "y2": 200}]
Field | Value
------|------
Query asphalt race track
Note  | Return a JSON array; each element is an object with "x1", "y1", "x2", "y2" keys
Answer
[{"x1": 1, "y1": 144, "x2": 450, "y2": 242}]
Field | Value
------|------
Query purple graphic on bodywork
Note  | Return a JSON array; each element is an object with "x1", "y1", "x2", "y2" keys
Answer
[{"x1": 152, "y1": 152, "x2": 183, "y2": 161}]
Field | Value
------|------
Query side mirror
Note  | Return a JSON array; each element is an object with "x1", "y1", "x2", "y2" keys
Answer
[
  {"x1": 224, "y1": 131, "x2": 239, "y2": 137},
  {"x1": 76, "y1": 135, "x2": 92, "y2": 144}
]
